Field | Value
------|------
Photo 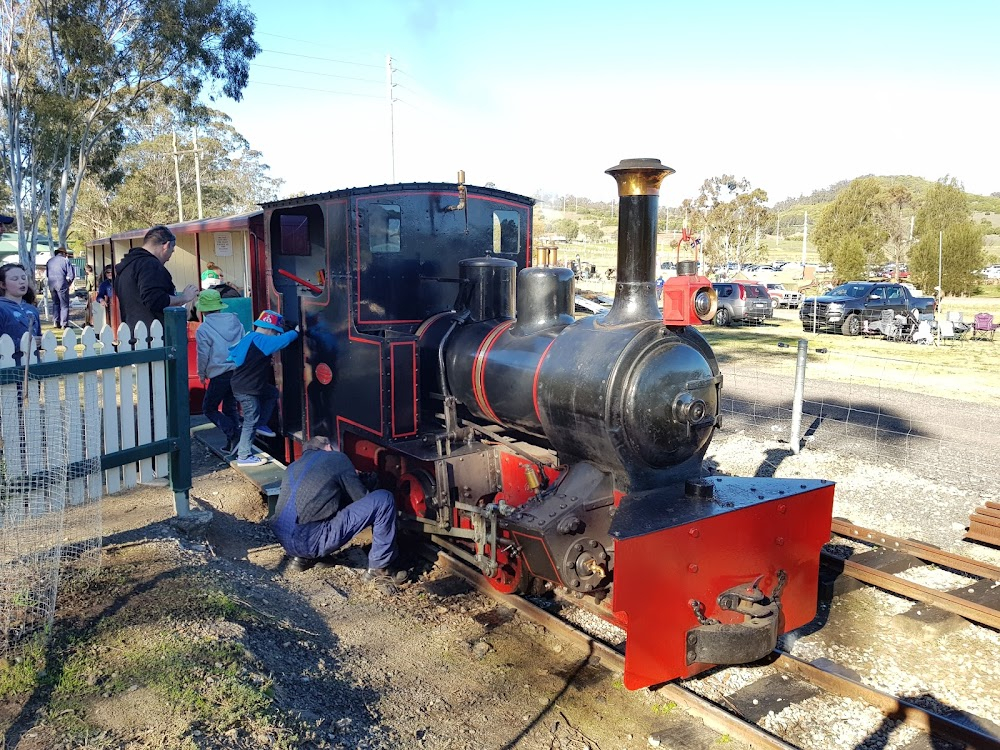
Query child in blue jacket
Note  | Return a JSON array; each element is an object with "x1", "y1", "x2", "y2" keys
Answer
[{"x1": 227, "y1": 309, "x2": 298, "y2": 466}]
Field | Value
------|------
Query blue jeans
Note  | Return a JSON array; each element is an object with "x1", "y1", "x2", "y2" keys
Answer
[
  {"x1": 273, "y1": 489, "x2": 398, "y2": 569},
  {"x1": 50, "y1": 284, "x2": 71, "y2": 327},
  {"x1": 204, "y1": 371, "x2": 239, "y2": 444},
  {"x1": 233, "y1": 384, "x2": 278, "y2": 460}
]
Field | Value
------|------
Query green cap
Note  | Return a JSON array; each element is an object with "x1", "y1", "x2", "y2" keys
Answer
[{"x1": 196, "y1": 288, "x2": 228, "y2": 312}]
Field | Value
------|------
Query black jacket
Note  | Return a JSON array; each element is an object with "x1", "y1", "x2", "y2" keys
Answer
[
  {"x1": 273, "y1": 448, "x2": 367, "y2": 525},
  {"x1": 114, "y1": 247, "x2": 175, "y2": 331}
]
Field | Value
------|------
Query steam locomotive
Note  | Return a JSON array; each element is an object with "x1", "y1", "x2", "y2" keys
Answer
[{"x1": 254, "y1": 159, "x2": 835, "y2": 690}]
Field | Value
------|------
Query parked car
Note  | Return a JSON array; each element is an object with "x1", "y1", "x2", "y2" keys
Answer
[
  {"x1": 765, "y1": 283, "x2": 801, "y2": 309},
  {"x1": 711, "y1": 281, "x2": 774, "y2": 326}
]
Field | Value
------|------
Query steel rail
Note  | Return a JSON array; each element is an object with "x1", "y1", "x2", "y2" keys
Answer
[
  {"x1": 822, "y1": 551, "x2": 1000, "y2": 630},
  {"x1": 428, "y1": 549, "x2": 797, "y2": 750},
  {"x1": 831, "y1": 518, "x2": 1000, "y2": 580},
  {"x1": 774, "y1": 653, "x2": 1000, "y2": 750},
  {"x1": 428, "y1": 549, "x2": 1000, "y2": 749}
]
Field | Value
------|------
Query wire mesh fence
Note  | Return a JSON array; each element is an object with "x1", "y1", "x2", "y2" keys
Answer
[
  {"x1": 0, "y1": 358, "x2": 74, "y2": 655},
  {"x1": 0, "y1": 319, "x2": 180, "y2": 659},
  {"x1": 716, "y1": 337, "x2": 1000, "y2": 485}
]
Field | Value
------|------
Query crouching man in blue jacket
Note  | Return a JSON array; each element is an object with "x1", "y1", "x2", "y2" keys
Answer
[{"x1": 271, "y1": 436, "x2": 406, "y2": 594}]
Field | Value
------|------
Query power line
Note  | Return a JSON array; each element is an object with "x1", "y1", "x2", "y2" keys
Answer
[
  {"x1": 251, "y1": 62, "x2": 381, "y2": 84},
  {"x1": 259, "y1": 47, "x2": 382, "y2": 68},
  {"x1": 248, "y1": 79, "x2": 382, "y2": 98}
]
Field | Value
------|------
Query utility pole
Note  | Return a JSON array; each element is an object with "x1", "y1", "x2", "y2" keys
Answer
[
  {"x1": 172, "y1": 131, "x2": 184, "y2": 223},
  {"x1": 801, "y1": 211, "x2": 808, "y2": 269},
  {"x1": 938, "y1": 230, "x2": 943, "y2": 293},
  {"x1": 775, "y1": 216, "x2": 780, "y2": 248},
  {"x1": 386, "y1": 54, "x2": 396, "y2": 183},
  {"x1": 192, "y1": 127, "x2": 203, "y2": 220}
]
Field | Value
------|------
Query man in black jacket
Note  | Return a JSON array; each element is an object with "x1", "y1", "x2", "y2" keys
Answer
[
  {"x1": 114, "y1": 225, "x2": 198, "y2": 334},
  {"x1": 271, "y1": 436, "x2": 405, "y2": 593}
]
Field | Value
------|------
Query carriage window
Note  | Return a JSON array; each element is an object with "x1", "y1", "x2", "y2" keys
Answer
[
  {"x1": 279, "y1": 214, "x2": 310, "y2": 256},
  {"x1": 492, "y1": 211, "x2": 520, "y2": 255},
  {"x1": 369, "y1": 203, "x2": 401, "y2": 253}
]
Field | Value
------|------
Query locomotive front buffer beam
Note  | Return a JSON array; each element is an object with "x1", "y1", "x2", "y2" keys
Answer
[{"x1": 609, "y1": 476, "x2": 835, "y2": 690}]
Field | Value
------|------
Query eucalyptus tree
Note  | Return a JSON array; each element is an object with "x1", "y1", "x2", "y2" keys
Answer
[
  {"x1": 74, "y1": 106, "x2": 283, "y2": 240},
  {"x1": 812, "y1": 178, "x2": 889, "y2": 282},
  {"x1": 693, "y1": 176, "x2": 771, "y2": 271},
  {"x1": 909, "y1": 179, "x2": 983, "y2": 295},
  {"x1": 0, "y1": 0, "x2": 260, "y2": 267}
]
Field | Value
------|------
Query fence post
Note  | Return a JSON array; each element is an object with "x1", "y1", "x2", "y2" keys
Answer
[
  {"x1": 790, "y1": 338, "x2": 808, "y2": 454},
  {"x1": 164, "y1": 307, "x2": 191, "y2": 515}
]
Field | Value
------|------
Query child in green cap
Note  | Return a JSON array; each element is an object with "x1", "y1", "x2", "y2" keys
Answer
[{"x1": 195, "y1": 288, "x2": 244, "y2": 455}]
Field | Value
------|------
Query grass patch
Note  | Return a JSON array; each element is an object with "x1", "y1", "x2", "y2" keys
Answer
[
  {"x1": 1, "y1": 566, "x2": 313, "y2": 748},
  {"x1": 0, "y1": 632, "x2": 47, "y2": 698},
  {"x1": 699, "y1": 308, "x2": 1000, "y2": 402}
]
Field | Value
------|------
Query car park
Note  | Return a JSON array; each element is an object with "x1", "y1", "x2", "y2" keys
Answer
[{"x1": 711, "y1": 281, "x2": 774, "y2": 326}]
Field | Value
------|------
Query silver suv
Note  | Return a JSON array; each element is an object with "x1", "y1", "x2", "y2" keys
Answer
[{"x1": 711, "y1": 281, "x2": 774, "y2": 326}]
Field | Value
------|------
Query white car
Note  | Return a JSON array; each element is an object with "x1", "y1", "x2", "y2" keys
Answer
[{"x1": 766, "y1": 283, "x2": 801, "y2": 309}]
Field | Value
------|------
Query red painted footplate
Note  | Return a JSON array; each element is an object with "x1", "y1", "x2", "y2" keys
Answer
[{"x1": 609, "y1": 476, "x2": 835, "y2": 690}]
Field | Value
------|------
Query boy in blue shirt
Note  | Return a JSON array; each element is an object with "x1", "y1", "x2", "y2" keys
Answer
[{"x1": 227, "y1": 310, "x2": 298, "y2": 466}]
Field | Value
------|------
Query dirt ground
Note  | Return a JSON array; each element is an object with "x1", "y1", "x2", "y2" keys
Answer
[
  {"x1": 0, "y1": 441, "x2": 704, "y2": 750},
  {"x1": 3, "y1": 405, "x2": 994, "y2": 750}
]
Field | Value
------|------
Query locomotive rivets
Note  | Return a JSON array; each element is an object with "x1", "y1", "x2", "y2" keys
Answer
[
  {"x1": 571, "y1": 578, "x2": 580, "y2": 587},
  {"x1": 597, "y1": 551, "x2": 607, "y2": 561},
  {"x1": 687, "y1": 633, "x2": 697, "y2": 645},
  {"x1": 573, "y1": 543, "x2": 583, "y2": 553},
  {"x1": 689, "y1": 529, "x2": 700, "y2": 538},
  {"x1": 559, "y1": 504, "x2": 567, "y2": 510},
  {"x1": 588, "y1": 540, "x2": 598, "y2": 548},
  {"x1": 687, "y1": 651, "x2": 697, "y2": 662},
  {"x1": 778, "y1": 504, "x2": 787, "y2": 514},
  {"x1": 775, "y1": 537, "x2": 785, "y2": 546},
  {"x1": 758, "y1": 495, "x2": 764, "y2": 500},
  {"x1": 688, "y1": 564, "x2": 699, "y2": 573}
]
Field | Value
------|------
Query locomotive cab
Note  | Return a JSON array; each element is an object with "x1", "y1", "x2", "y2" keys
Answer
[{"x1": 258, "y1": 161, "x2": 834, "y2": 690}]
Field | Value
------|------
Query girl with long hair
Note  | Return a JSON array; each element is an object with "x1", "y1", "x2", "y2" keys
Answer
[{"x1": 0, "y1": 263, "x2": 42, "y2": 363}]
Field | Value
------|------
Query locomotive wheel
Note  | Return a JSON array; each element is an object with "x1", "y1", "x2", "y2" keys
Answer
[{"x1": 483, "y1": 541, "x2": 530, "y2": 595}]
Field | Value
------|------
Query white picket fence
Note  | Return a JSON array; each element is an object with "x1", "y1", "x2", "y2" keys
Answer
[{"x1": 0, "y1": 320, "x2": 171, "y2": 496}]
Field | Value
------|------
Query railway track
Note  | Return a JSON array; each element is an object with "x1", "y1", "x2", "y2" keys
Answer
[
  {"x1": 826, "y1": 518, "x2": 1000, "y2": 630},
  {"x1": 428, "y1": 541, "x2": 1000, "y2": 750}
]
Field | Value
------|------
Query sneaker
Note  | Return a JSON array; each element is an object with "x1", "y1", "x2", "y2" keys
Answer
[
  {"x1": 255, "y1": 426, "x2": 277, "y2": 438},
  {"x1": 236, "y1": 455, "x2": 267, "y2": 467}
]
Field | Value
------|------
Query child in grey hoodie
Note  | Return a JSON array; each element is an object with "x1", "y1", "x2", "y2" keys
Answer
[{"x1": 195, "y1": 289, "x2": 245, "y2": 454}]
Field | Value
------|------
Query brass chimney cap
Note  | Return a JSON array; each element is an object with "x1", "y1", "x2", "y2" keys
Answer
[{"x1": 605, "y1": 158, "x2": 675, "y2": 197}]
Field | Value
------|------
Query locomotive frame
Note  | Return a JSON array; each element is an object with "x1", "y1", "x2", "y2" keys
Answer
[{"x1": 252, "y1": 160, "x2": 834, "y2": 690}]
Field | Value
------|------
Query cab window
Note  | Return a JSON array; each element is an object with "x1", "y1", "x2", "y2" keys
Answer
[
  {"x1": 492, "y1": 211, "x2": 520, "y2": 255},
  {"x1": 369, "y1": 203, "x2": 401, "y2": 254}
]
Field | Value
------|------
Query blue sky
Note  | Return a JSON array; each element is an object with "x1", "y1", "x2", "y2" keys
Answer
[{"x1": 218, "y1": 0, "x2": 999, "y2": 206}]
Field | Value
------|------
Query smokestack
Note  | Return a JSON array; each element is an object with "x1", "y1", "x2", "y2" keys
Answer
[{"x1": 603, "y1": 158, "x2": 674, "y2": 326}]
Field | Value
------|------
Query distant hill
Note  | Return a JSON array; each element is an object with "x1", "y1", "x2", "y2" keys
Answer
[{"x1": 772, "y1": 176, "x2": 1000, "y2": 226}]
